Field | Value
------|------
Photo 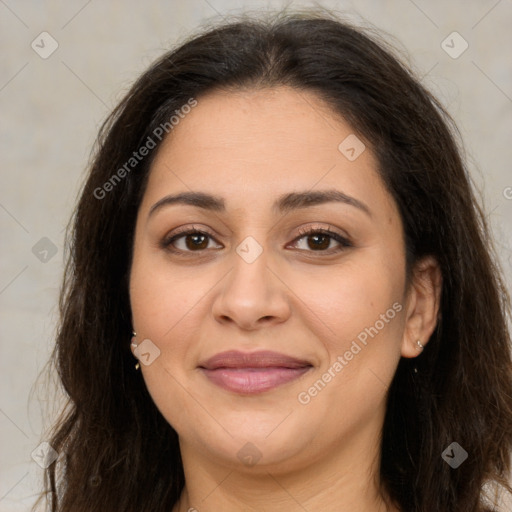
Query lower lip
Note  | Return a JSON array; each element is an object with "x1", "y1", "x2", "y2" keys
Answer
[{"x1": 200, "y1": 367, "x2": 312, "y2": 394}]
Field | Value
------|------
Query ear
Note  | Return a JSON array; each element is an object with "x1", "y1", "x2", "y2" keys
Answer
[{"x1": 401, "y1": 255, "x2": 442, "y2": 358}]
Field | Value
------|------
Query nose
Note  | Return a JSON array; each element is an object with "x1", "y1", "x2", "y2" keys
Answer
[{"x1": 211, "y1": 247, "x2": 292, "y2": 331}]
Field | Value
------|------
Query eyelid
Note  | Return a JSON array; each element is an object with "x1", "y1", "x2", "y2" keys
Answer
[{"x1": 294, "y1": 224, "x2": 350, "y2": 241}]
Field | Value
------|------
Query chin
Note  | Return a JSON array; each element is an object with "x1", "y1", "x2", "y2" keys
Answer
[{"x1": 177, "y1": 408, "x2": 321, "y2": 471}]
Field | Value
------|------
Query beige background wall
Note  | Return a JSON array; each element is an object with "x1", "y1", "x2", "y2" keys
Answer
[{"x1": 1, "y1": 1, "x2": 511, "y2": 510}]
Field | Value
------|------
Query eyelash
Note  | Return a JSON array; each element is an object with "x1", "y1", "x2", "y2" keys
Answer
[{"x1": 160, "y1": 225, "x2": 352, "y2": 256}]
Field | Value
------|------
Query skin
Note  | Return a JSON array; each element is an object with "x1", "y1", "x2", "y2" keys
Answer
[{"x1": 129, "y1": 86, "x2": 442, "y2": 512}]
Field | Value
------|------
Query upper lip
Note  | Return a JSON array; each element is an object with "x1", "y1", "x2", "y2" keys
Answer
[{"x1": 198, "y1": 350, "x2": 312, "y2": 370}]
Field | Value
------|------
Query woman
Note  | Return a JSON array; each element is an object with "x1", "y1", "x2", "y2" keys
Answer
[{"x1": 42, "y1": 9, "x2": 512, "y2": 512}]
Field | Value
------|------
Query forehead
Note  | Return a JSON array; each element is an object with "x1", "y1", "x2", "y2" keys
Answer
[{"x1": 142, "y1": 86, "x2": 397, "y2": 220}]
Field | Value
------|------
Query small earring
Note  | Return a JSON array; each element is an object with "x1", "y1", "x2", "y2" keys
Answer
[
  {"x1": 131, "y1": 331, "x2": 140, "y2": 370},
  {"x1": 416, "y1": 339, "x2": 424, "y2": 350}
]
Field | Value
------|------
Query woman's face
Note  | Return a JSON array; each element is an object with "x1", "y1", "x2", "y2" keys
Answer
[{"x1": 129, "y1": 86, "x2": 418, "y2": 473}]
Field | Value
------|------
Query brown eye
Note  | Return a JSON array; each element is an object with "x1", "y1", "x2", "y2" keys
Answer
[
  {"x1": 161, "y1": 229, "x2": 222, "y2": 253},
  {"x1": 291, "y1": 227, "x2": 352, "y2": 253},
  {"x1": 183, "y1": 233, "x2": 209, "y2": 250},
  {"x1": 161, "y1": 226, "x2": 352, "y2": 256},
  {"x1": 304, "y1": 233, "x2": 331, "y2": 250}
]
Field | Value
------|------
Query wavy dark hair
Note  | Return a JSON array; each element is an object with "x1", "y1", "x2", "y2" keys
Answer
[{"x1": 40, "y1": 9, "x2": 512, "y2": 512}]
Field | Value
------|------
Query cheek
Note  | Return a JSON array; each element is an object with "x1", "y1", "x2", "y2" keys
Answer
[
  {"x1": 292, "y1": 268, "x2": 403, "y2": 435},
  {"x1": 129, "y1": 250, "x2": 210, "y2": 341},
  {"x1": 290, "y1": 257, "x2": 403, "y2": 345},
  {"x1": 290, "y1": 257, "x2": 404, "y2": 402},
  {"x1": 129, "y1": 253, "x2": 207, "y2": 429}
]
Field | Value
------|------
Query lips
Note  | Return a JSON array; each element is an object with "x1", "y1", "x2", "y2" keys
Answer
[
  {"x1": 198, "y1": 350, "x2": 313, "y2": 394},
  {"x1": 199, "y1": 350, "x2": 312, "y2": 370}
]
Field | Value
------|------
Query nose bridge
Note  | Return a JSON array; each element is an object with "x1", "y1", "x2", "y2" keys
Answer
[
  {"x1": 227, "y1": 237, "x2": 272, "y2": 301},
  {"x1": 212, "y1": 234, "x2": 291, "y2": 328}
]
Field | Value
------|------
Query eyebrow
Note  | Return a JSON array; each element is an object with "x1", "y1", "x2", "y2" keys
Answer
[{"x1": 148, "y1": 189, "x2": 372, "y2": 218}]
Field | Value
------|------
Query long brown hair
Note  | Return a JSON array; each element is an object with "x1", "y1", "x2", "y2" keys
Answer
[{"x1": 41, "y1": 9, "x2": 512, "y2": 512}]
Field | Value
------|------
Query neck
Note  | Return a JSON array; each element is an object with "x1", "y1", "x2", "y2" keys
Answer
[{"x1": 172, "y1": 421, "x2": 399, "y2": 512}]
